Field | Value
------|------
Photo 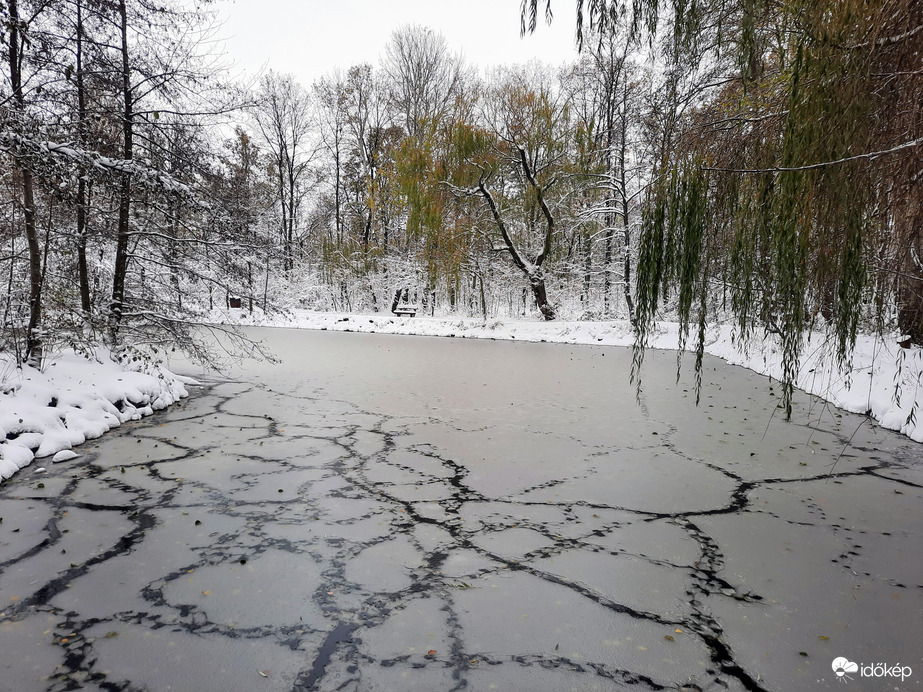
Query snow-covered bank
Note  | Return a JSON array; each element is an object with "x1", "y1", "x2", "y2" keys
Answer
[
  {"x1": 0, "y1": 351, "x2": 192, "y2": 481},
  {"x1": 215, "y1": 308, "x2": 923, "y2": 443}
]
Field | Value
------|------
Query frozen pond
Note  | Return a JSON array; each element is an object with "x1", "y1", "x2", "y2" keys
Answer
[{"x1": 1, "y1": 327, "x2": 921, "y2": 691}]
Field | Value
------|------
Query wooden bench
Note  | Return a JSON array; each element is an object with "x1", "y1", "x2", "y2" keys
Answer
[{"x1": 392, "y1": 305, "x2": 418, "y2": 317}]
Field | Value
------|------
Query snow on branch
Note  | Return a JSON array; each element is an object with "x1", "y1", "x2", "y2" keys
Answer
[
  {"x1": 0, "y1": 130, "x2": 198, "y2": 199},
  {"x1": 848, "y1": 24, "x2": 923, "y2": 50},
  {"x1": 703, "y1": 138, "x2": 923, "y2": 174}
]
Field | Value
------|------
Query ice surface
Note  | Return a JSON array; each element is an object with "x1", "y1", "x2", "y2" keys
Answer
[{"x1": 0, "y1": 329, "x2": 918, "y2": 692}]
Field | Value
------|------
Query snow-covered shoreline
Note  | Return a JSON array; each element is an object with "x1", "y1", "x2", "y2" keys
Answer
[
  {"x1": 0, "y1": 311, "x2": 917, "y2": 484},
  {"x1": 0, "y1": 351, "x2": 191, "y2": 481},
  {"x1": 216, "y1": 308, "x2": 923, "y2": 443}
]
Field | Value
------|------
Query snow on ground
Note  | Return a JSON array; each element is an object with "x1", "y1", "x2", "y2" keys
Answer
[
  {"x1": 0, "y1": 351, "x2": 191, "y2": 481},
  {"x1": 216, "y1": 307, "x2": 923, "y2": 443}
]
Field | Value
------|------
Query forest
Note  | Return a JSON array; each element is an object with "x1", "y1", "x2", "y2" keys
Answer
[{"x1": 1, "y1": 0, "x2": 920, "y2": 413}]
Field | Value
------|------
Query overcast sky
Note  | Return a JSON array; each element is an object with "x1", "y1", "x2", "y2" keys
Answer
[{"x1": 214, "y1": 0, "x2": 581, "y2": 87}]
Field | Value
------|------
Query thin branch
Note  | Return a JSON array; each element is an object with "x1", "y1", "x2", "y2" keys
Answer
[
  {"x1": 847, "y1": 24, "x2": 922, "y2": 50},
  {"x1": 476, "y1": 177, "x2": 530, "y2": 274},
  {"x1": 518, "y1": 147, "x2": 555, "y2": 267},
  {"x1": 704, "y1": 138, "x2": 923, "y2": 173}
]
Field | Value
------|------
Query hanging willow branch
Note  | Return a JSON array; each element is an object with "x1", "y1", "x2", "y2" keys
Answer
[{"x1": 556, "y1": 0, "x2": 923, "y2": 420}]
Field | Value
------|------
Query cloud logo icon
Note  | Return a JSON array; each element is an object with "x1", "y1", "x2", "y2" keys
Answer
[{"x1": 832, "y1": 657, "x2": 859, "y2": 679}]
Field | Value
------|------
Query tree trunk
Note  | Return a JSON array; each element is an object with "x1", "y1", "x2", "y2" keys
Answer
[
  {"x1": 334, "y1": 136, "x2": 342, "y2": 246},
  {"x1": 23, "y1": 165, "x2": 41, "y2": 364},
  {"x1": 603, "y1": 103, "x2": 615, "y2": 316},
  {"x1": 170, "y1": 201, "x2": 181, "y2": 310},
  {"x1": 476, "y1": 176, "x2": 556, "y2": 321},
  {"x1": 603, "y1": 218, "x2": 613, "y2": 314},
  {"x1": 76, "y1": 179, "x2": 91, "y2": 315},
  {"x1": 287, "y1": 166, "x2": 296, "y2": 271},
  {"x1": 276, "y1": 147, "x2": 288, "y2": 273},
  {"x1": 583, "y1": 230, "x2": 592, "y2": 304},
  {"x1": 263, "y1": 255, "x2": 270, "y2": 312},
  {"x1": 248, "y1": 261, "x2": 254, "y2": 312},
  {"x1": 7, "y1": 0, "x2": 43, "y2": 365},
  {"x1": 530, "y1": 273, "x2": 555, "y2": 320},
  {"x1": 110, "y1": 0, "x2": 133, "y2": 342},
  {"x1": 363, "y1": 208, "x2": 372, "y2": 252},
  {"x1": 897, "y1": 225, "x2": 923, "y2": 343},
  {"x1": 75, "y1": 0, "x2": 91, "y2": 317}
]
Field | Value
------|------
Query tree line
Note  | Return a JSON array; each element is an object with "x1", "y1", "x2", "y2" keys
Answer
[
  {"x1": 258, "y1": 25, "x2": 649, "y2": 326},
  {"x1": 1, "y1": 0, "x2": 919, "y2": 413},
  {"x1": 1, "y1": 1, "x2": 652, "y2": 368}
]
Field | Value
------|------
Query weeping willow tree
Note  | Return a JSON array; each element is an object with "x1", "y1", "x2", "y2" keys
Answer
[{"x1": 525, "y1": 0, "x2": 922, "y2": 417}]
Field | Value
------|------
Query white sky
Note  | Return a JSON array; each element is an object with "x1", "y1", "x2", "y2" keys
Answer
[{"x1": 214, "y1": 0, "x2": 581, "y2": 87}]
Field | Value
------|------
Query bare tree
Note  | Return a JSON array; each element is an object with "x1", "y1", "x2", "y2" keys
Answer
[
  {"x1": 382, "y1": 25, "x2": 464, "y2": 140},
  {"x1": 314, "y1": 71, "x2": 349, "y2": 247},
  {"x1": 343, "y1": 64, "x2": 391, "y2": 255},
  {"x1": 449, "y1": 67, "x2": 574, "y2": 320},
  {"x1": 254, "y1": 72, "x2": 316, "y2": 272}
]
